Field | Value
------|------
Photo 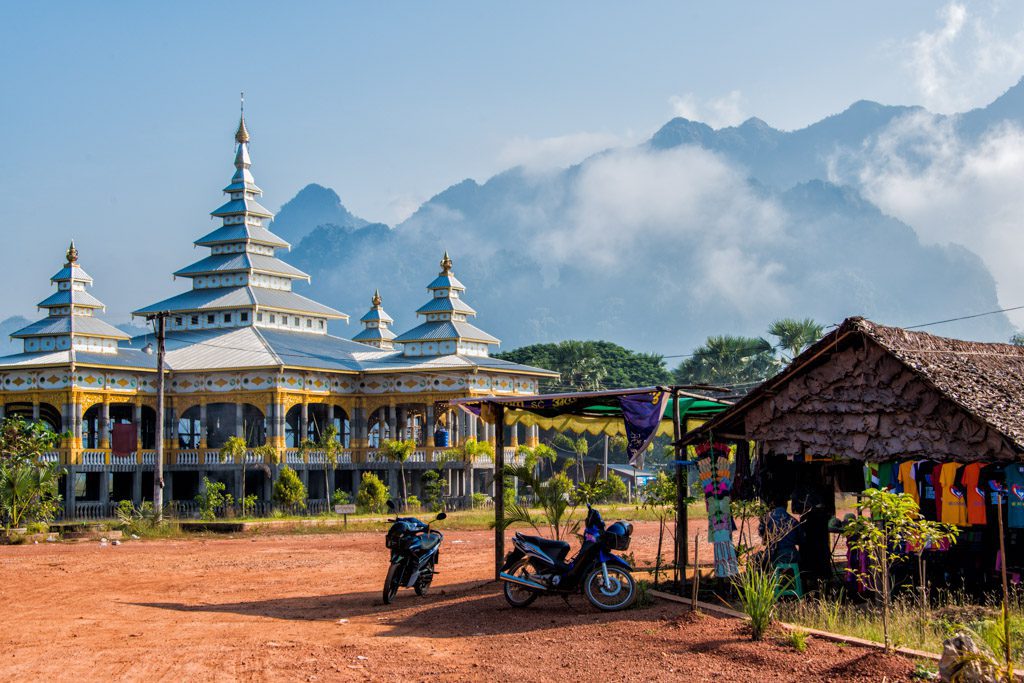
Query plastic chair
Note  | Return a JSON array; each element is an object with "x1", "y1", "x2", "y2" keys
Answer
[{"x1": 774, "y1": 562, "x2": 804, "y2": 599}]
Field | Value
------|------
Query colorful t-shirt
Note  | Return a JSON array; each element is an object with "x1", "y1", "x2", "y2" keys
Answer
[
  {"x1": 917, "y1": 461, "x2": 938, "y2": 521},
  {"x1": 1005, "y1": 464, "x2": 1024, "y2": 528},
  {"x1": 939, "y1": 463, "x2": 968, "y2": 526},
  {"x1": 899, "y1": 461, "x2": 918, "y2": 504},
  {"x1": 878, "y1": 462, "x2": 896, "y2": 491},
  {"x1": 960, "y1": 463, "x2": 986, "y2": 526}
]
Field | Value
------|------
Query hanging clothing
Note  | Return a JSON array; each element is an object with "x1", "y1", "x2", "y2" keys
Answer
[
  {"x1": 899, "y1": 460, "x2": 919, "y2": 504},
  {"x1": 938, "y1": 463, "x2": 968, "y2": 526},
  {"x1": 917, "y1": 460, "x2": 938, "y2": 521},
  {"x1": 931, "y1": 462, "x2": 945, "y2": 518},
  {"x1": 1004, "y1": 464, "x2": 1024, "y2": 528},
  {"x1": 878, "y1": 462, "x2": 896, "y2": 491},
  {"x1": 960, "y1": 463, "x2": 986, "y2": 526},
  {"x1": 864, "y1": 463, "x2": 880, "y2": 489}
]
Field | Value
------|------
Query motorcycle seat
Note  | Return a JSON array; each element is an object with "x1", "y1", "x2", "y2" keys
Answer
[
  {"x1": 418, "y1": 532, "x2": 441, "y2": 551},
  {"x1": 515, "y1": 534, "x2": 570, "y2": 564}
]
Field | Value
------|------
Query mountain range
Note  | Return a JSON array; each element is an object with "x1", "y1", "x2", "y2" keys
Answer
[{"x1": 273, "y1": 80, "x2": 1024, "y2": 355}]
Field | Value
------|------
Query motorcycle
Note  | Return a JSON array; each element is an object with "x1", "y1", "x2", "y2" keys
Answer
[
  {"x1": 382, "y1": 500, "x2": 446, "y2": 604},
  {"x1": 499, "y1": 504, "x2": 636, "y2": 611}
]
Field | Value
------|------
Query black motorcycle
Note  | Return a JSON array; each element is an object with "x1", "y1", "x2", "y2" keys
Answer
[
  {"x1": 382, "y1": 500, "x2": 446, "y2": 604},
  {"x1": 499, "y1": 505, "x2": 636, "y2": 611}
]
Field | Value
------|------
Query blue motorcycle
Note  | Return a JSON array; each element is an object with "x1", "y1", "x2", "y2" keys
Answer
[
  {"x1": 382, "y1": 500, "x2": 446, "y2": 604},
  {"x1": 499, "y1": 505, "x2": 636, "y2": 611}
]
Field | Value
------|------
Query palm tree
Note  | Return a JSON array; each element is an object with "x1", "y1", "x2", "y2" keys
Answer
[
  {"x1": 551, "y1": 341, "x2": 606, "y2": 391},
  {"x1": 444, "y1": 437, "x2": 494, "y2": 508},
  {"x1": 674, "y1": 335, "x2": 778, "y2": 390},
  {"x1": 380, "y1": 438, "x2": 416, "y2": 509},
  {"x1": 219, "y1": 436, "x2": 248, "y2": 510},
  {"x1": 768, "y1": 317, "x2": 824, "y2": 361},
  {"x1": 496, "y1": 464, "x2": 579, "y2": 541},
  {"x1": 316, "y1": 424, "x2": 342, "y2": 503}
]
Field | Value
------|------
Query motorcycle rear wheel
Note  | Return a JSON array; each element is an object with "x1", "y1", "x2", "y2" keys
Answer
[
  {"x1": 584, "y1": 565, "x2": 636, "y2": 611},
  {"x1": 383, "y1": 561, "x2": 402, "y2": 604},
  {"x1": 502, "y1": 558, "x2": 540, "y2": 608}
]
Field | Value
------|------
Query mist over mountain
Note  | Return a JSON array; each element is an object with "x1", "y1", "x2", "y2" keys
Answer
[
  {"x1": 282, "y1": 80, "x2": 1024, "y2": 354},
  {"x1": 0, "y1": 316, "x2": 32, "y2": 356}
]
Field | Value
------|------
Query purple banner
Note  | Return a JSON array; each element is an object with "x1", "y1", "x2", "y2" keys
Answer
[{"x1": 620, "y1": 391, "x2": 668, "y2": 465}]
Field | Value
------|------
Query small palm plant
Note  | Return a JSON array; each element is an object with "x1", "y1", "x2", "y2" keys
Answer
[
  {"x1": 496, "y1": 464, "x2": 579, "y2": 541},
  {"x1": 380, "y1": 438, "x2": 416, "y2": 510},
  {"x1": 734, "y1": 564, "x2": 784, "y2": 641},
  {"x1": 219, "y1": 435, "x2": 248, "y2": 509},
  {"x1": 317, "y1": 424, "x2": 342, "y2": 503}
]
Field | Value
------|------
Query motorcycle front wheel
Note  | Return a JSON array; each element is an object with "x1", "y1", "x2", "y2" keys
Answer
[
  {"x1": 502, "y1": 558, "x2": 540, "y2": 608},
  {"x1": 383, "y1": 561, "x2": 403, "y2": 604},
  {"x1": 584, "y1": 565, "x2": 636, "y2": 611}
]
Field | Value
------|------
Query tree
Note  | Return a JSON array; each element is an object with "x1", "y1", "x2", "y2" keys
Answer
[
  {"x1": 552, "y1": 433, "x2": 590, "y2": 483},
  {"x1": 673, "y1": 335, "x2": 778, "y2": 391},
  {"x1": 444, "y1": 437, "x2": 494, "y2": 506},
  {"x1": 0, "y1": 416, "x2": 65, "y2": 532},
  {"x1": 421, "y1": 469, "x2": 448, "y2": 512},
  {"x1": 273, "y1": 466, "x2": 307, "y2": 510},
  {"x1": 1012, "y1": 333, "x2": 1024, "y2": 346},
  {"x1": 768, "y1": 317, "x2": 824, "y2": 361},
  {"x1": 357, "y1": 472, "x2": 389, "y2": 514},
  {"x1": 641, "y1": 471, "x2": 683, "y2": 584},
  {"x1": 195, "y1": 476, "x2": 229, "y2": 521},
  {"x1": 380, "y1": 438, "x2": 416, "y2": 510},
  {"x1": 516, "y1": 443, "x2": 557, "y2": 479},
  {"x1": 219, "y1": 436, "x2": 248, "y2": 508},
  {"x1": 495, "y1": 340, "x2": 671, "y2": 392},
  {"x1": 842, "y1": 488, "x2": 958, "y2": 651},
  {"x1": 316, "y1": 424, "x2": 343, "y2": 503}
]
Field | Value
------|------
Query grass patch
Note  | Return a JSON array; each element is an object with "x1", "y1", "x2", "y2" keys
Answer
[{"x1": 784, "y1": 628, "x2": 809, "y2": 652}]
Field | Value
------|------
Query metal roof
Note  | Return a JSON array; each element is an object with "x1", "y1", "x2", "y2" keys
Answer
[
  {"x1": 415, "y1": 296, "x2": 476, "y2": 315},
  {"x1": 352, "y1": 326, "x2": 397, "y2": 342},
  {"x1": 10, "y1": 316, "x2": 130, "y2": 339},
  {"x1": 173, "y1": 253, "x2": 310, "y2": 280},
  {"x1": 36, "y1": 290, "x2": 105, "y2": 309},
  {"x1": 49, "y1": 264, "x2": 93, "y2": 284},
  {"x1": 359, "y1": 308, "x2": 393, "y2": 323},
  {"x1": 393, "y1": 320, "x2": 500, "y2": 344},
  {"x1": 193, "y1": 224, "x2": 290, "y2": 249},
  {"x1": 210, "y1": 197, "x2": 273, "y2": 218},
  {"x1": 425, "y1": 273, "x2": 465, "y2": 291},
  {"x1": 0, "y1": 348, "x2": 156, "y2": 370},
  {"x1": 132, "y1": 285, "x2": 345, "y2": 319}
]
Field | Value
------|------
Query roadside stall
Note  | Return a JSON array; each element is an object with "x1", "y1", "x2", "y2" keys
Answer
[
  {"x1": 679, "y1": 316, "x2": 1024, "y2": 594},
  {"x1": 450, "y1": 387, "x2": 731, "y2": 579}
]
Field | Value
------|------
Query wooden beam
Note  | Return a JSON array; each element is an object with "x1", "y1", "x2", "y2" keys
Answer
[{"x1": 494, "y1": 404, "x2": 505, "y2": 581}]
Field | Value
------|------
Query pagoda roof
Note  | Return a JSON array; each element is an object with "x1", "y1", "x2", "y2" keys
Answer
[
  {"x1": 359, "y1": 307, "x2": 393, "y2": 323},
  {"x1": 210, "y1": 197, "x2": 273, "y2": 218},
  {"x1": 173, "y1": 253, "x2": 310, "y2": 280},
  {"x1": 0, "y1": 348, "x2": 156, "y2": 370},
  {"x1": 50, "y1": 263, "x2": 93, "y2": 284},
  {"x1": 10, "y1": 316, "x2": 130, "y2": 340},
  {"x1": 416, "y1": 296, "x2": 476, "y2": 315},
  {"x1": 194, "y1": 224, "x2": 290, "y2": 249},
  {"x1": 133, "y1": 285, "x2": 346, "y2": 319},
  {"x1": 352, "y1": 326, "x2": 397, "y2": 342},
  {"x1": 37, "y1": 290, "x2": 105, "y2": 309},
  {"x1": 426, "y1": 273, "x2": 465, "y2": 291},
  {"x1": 392, "y1": 320, "x2": 499, "y2": 345}
]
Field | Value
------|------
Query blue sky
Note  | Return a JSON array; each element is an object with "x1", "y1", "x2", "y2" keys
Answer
[{"x1": 2, "y1": 2, "x2": 1024, "y2": 324}]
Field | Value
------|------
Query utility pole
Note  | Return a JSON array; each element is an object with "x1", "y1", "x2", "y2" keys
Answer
[
  {"x1": 147, "y1": 312, "x2": 168, "y2": 522},
  {"x1": 602, "y1": 435, "x2": 609, "y2": 480}
]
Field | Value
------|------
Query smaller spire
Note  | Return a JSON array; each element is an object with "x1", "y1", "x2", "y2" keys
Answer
[
  {"x1": 66, "y1": 240, "x2": 78, "y2": 265},
  {"x1": 440, "y1": 250, "x2": 453, "y2": 274},
  {"x1": 235, "y1": 91, "x2": 250, "y2": 144},
  {"x1": 372, "y1": 288, "x2": 382, "y2": 307}
]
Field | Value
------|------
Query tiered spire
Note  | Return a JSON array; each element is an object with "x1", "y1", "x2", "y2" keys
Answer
[
  {"x1": 393, "y1": 252, "x2": 498, "y2": 357},
  {"x1": 134, "y1": 105, "x2": 345, "y2": 331},
  {"x1": 12, "y1": 242, "x2": 128, "y2": 354},
  {"x1": 352, "y1": 289, "x2": 397, "y2": 349}
]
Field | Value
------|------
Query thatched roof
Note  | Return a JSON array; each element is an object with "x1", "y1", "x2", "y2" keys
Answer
[{"x1": 682, "y1": 317, "x2": 1024, "y2": 459}]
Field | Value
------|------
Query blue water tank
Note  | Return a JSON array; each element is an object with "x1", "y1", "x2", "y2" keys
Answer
[{"x1": 434, "y1": 428, "x2": 449, "y2": 447}]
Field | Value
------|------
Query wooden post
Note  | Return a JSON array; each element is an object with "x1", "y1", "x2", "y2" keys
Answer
[
  {"x1": 997, "y1": 490, "x2": 1012, "y2": 672},
  {"x1": 672, "y1": 388, "x2": 687, "y2": 588},
  {"x1": 692, "y1": 533, "x2": 700, "y2": 611},
  {"x1": 494, "y1": 405, "x2": 506, "y2": 580}
]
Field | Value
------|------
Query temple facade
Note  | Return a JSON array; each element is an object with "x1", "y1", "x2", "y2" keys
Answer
[{"x1": 0, "y1": 112, "x2": 554, "y2": 518}]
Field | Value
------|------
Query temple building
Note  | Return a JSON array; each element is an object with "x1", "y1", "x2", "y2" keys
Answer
[{"x1": 0, "y1": 111, "x2": 555, "y2": 518}]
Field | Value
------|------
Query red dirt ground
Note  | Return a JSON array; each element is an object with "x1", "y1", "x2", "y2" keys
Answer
[{"x1": 0, "y1": 523, "x2": 917, "y2": 682}]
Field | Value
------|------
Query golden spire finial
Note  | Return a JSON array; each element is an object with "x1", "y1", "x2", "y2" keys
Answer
[
  {"x1": 235, "y1": 91, "x2": 250, "y2": 144},
  {"x1": 372, "y1": 289, "x2": 382, "y2": 307},
  {"x1": 66, "y1": 240, "x2": 78, "y2": 265},
  {"x1": 440, "y1": 250, "x2": 453, "y2": 274}
]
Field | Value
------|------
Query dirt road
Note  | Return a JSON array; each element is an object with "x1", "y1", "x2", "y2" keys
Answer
[{"x1": 0, "y1": 524, "x2": 914, "y2": 681}]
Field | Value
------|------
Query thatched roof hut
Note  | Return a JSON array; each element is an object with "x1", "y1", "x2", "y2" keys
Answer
[{"x1": 682, "y1": 317, "x2": 1024, "y2": 462}]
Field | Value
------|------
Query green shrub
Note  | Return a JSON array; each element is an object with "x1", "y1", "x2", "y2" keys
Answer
[
  {"x1": 356, "y1": 473, "x2": 389, "y2": 514},
  {"x1": 195, "y1": 477, "x2": 228, "y2": 521},
  {"x1": 25, "y1": 521, "x2": 49, "y2": 534},
  {"x1": 471, "y1": 492, "x2": 488, "y2": 509},
  {"x1": 421, "y1": 469, "x2": 447, "y2": 512},
  {"x1": 734, "y1": 564, "x2": 783, "y2": 641},
  {"x1": 406, "y1": 495, "x2": 422, "y2": 510},
  {"x1": 330, "y1": 489, "x2": 351, "y2": 507},
  {"x1": 240, "y1": 494, "x2": 258, "y2": 516},
  {"x1": 273, "y1": 467, "x2": 307, "y2": 509}
]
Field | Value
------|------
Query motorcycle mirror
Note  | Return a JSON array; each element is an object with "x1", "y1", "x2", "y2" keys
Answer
[
  {"x1": 386, "y1": 500, "x2": 396, "y2": 512},
  {"x1": 435, "y1": 512, "x2": 447, "y2": 521}
]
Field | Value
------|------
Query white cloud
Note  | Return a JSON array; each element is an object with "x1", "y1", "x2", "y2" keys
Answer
[
  {"x1": 386, "y1": 193, "x2": 425, "y2": 224},
  {"x1": 497, "y1": 131, "x2": 625, "y2": 170},
  {"x1": 532, "y1": 145, "x2": 788, "y2": 311},
  {"x1": 907, "y1": 2, "x2": 1024, "y2": 112},
  {"x1": 668, "y1": 90, "x2": 746, "y2": 128},
  {"x1": 831, "y1": 110, "x2": 1024, "y2": 325}
]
